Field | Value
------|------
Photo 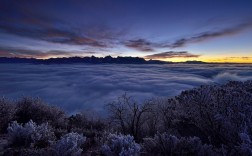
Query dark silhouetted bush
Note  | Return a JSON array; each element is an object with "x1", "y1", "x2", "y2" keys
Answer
[
  {"x1": 143, "y1": 132, "x2": 217, "y2": 156},
  {"x1": 0, "y1": 98, "x2": 16, "y2": 133},
  {"x1": 15, "y1": 97, "x2": 66, "y2": 128}
]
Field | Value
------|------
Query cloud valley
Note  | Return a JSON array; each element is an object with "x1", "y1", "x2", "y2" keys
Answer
[{"x1": 0, "y1": 64, "x2": 251, "y2": 114}]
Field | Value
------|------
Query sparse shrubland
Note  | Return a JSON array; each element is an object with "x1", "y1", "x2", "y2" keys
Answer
[{"x1": 0, "y1": 80, "x2": 251, "y2": 155}]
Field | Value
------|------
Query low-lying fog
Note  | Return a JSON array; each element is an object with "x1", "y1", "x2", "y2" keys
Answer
[{"x1": 0, "y1": 64, "x2": 252, "y2": 114}]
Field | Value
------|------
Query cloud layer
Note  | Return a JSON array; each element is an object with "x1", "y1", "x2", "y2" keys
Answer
[{"x1": 0, "y1": 64, "x2": 251, "y2": 114}]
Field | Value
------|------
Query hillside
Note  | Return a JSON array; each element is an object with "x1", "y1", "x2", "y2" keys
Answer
[{"x1": 0, "y1": 80, "x2": 251, "y2": 155}]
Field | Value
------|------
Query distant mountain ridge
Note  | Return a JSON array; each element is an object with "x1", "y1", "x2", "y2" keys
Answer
[
  {"x1": 0, "y1": 56, "x2": 169, "y2": 64},
  {"x1": 0, "y1": 56, "x2": 207, "y2": 64}
]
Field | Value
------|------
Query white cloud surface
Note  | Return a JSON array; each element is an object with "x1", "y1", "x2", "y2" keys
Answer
[{"x1": 0, "y1": 64, "x2": 251, "y2": 114}]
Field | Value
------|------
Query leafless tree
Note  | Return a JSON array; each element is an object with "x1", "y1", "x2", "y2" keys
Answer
[{"x1": 106, "y1": 93, "x2": 153, "y2": 140}]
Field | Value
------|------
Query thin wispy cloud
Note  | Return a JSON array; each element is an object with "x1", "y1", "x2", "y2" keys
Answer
[
  {"x1": 0, "y1": 47, "x2": 96, "y2": 58},
  {"x1": 124, "y1": 39, "x2": 156, "y2": 52},
  {"x1": 224, "y1": 56, "x2": 252, "y2": 60},
  {"x1": 145, "y1": 51, "x2": 200, "y2": 59},
  {"x1": 0, "y1": 18, "x2": 111, "y2": 47},
  {"x1": 0, "y1": 3, "x2": 122, "y2": 48},
  {"x1": 123, "y1": 20, "x2": 252, "y2": 52},
  {"x1": 165, "y1": 20, "x2": 252, "y2": 48}
]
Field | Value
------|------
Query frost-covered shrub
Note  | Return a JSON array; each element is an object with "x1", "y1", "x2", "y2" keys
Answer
[
  {"x1": 235, "y1": 132, "x2": 252, "y2": 155},
  {"x1": 7, "y1": 120, "x2": 55, "y2": 147},
  {"x1": 101, "y1": 133, "x2": 141, "y2": 156},
  {"x1": 175, "y1": 80, "x2": 252, "y2": 147},
  {"x1": 52, "y1": 132, "x2": 86, "y2": 156},
  {"x1": 15, "y1": 97, "x2": 66, "y2": 128},
  {"x1": 0, "y1": 98, "x2": 16, "y2": 133},
  {"x1": 143, "y1": 133, "x2": 216, "y2": 156}
]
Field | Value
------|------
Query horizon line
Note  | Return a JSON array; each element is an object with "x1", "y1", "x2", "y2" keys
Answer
[{"x1": 0, "y1": 56, "x2": 252, "y2": 64}]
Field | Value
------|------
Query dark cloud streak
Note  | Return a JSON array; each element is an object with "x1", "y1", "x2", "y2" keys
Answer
[
  {"x1": 124, "y1": 20, "x2": 252, "y2": 52},
  {"x1": 0, "y1": 2, "x2": 122, "y2": 48},
  {"x1": 124, "y1": 39, "x2": 156, "y2": 52},
  {"x1": 0, "y1": 47, "x2": 96, "y2": 58},
  {"x1": 166, "y1": 20, "x2": 252, "y2": 48},
  {"x1": 145, "y1": 51, "x2": 200, "y2": 59}
]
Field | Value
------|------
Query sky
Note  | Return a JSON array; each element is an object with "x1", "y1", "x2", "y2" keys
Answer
[{"x1": 0, "y1": 0, "x2": 252, "y2": 63}]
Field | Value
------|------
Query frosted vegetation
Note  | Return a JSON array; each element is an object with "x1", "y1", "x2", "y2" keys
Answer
[
  {"x1": 52, "y1": 132, "x2": 86, "y2": 156},
  {"x1": 101, "y1": 133, "x2": 141, "y2": 156},
  {"x1": 0, "y1": 80, "x2": 251, "y2": 155}
]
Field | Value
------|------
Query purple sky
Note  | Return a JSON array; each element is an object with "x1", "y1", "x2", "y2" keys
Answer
[{"x1": 0, "y1": 0, "x2": 252, "y2": 62}]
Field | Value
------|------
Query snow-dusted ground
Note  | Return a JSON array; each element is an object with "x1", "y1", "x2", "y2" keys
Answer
[{"x1": 0, "y1": 63, "x2": 251, "y2": 114}]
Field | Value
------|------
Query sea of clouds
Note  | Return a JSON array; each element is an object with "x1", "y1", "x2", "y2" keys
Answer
[{"x1": 0, "y1": 64, "x2": 252, "y2": 114}]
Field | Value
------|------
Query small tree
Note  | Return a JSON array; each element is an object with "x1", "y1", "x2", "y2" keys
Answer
[{"x1": 106, "y1": 93, "x2": 152, "y2": 140}]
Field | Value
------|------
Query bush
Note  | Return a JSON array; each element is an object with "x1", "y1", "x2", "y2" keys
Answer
[
  {"x1": 176, "y1": 81, "x2": 252, "y2": 147},
  {"x1": 15, "y1": 97, "x2": 66, "y2": 128},
  {"x1": 68, "y1": 113, "x2": 106, "y2": 132},
  {"x1": 2, "y1": 148, "x2": 51, "y2": 156},
  {"x1": 0, "y1": 97, "x2": 16, "y2": 133},
  {"x1": 7, "y1": 120, "x2": 55, "y2": 147},
  {"x1": 101, "y1": 133, "x2": 141, "y2": 156},
  {"x1": 236, "y1": 132, "x2": 252, "y2": 155},
  {"x1": 52, "y1": 132, "x2": 86, "y2": 156},
  {"x1": 143, "y1": 132, "x2": 216, "y2": 156}
]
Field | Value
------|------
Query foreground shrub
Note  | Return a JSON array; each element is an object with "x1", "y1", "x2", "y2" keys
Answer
[
  {"x1": 236, "y1": 132, "x2": 252, "y2": 155},
  {"x1": 3, "y1": 148, "x2": 50, "y2": 156},
  {"x1": 0, "y1": 97, "x2": 16, "y2": 133},
  {"x1": 52, "y1": 132, "x2": 86, "y2": 156},
  {"x1": 15, "y1": 97, "x2": 66, "y2": 128},
  {"x1": 176, "y1": 81, "x2": 252, "y2": 148},
  {"x1": 7, "y1": 120, "x2": 55, "y2": 147},
  {"x1": 143, "y1": 132, "x2": 216, "y2": 156},
  {"x1": 101, "y1": 133, "x2": 141, "y2": 156}
]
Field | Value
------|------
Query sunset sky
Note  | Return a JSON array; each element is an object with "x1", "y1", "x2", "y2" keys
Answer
[{"x1": 0, "y1": 0, "x2": 252, "y2": 63}]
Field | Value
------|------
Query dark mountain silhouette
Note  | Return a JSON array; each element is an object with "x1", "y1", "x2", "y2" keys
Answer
[
  {"x1": 183, "y1": 60, "x2": 206, "y2": 64},
  {"x1": 0, "y1": 56, "x2": 173, "y2": 64}
]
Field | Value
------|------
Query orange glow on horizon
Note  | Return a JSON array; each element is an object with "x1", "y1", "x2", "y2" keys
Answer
[
  {"x1": 30, "y1": 54, "x2": 252, "y2": 63},
  {"x1": 156, "y1": 56, "x2": 252, "y2": 63}
]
